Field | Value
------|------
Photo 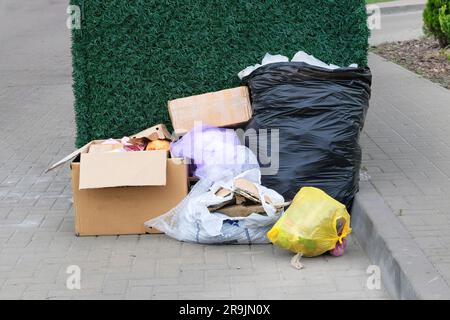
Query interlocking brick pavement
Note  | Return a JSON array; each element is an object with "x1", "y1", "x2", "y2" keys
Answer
[
  {"x1": 0, "y1": 0, "x2": 388, "y2": 300},
  {"x1": 363, "y1": 53, "x2": 450, "y2": 291}
]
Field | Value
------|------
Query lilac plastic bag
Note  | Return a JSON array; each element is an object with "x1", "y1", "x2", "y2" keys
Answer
[{"x1": 170, "y1": 124, "x2": 259, "y2": 181}]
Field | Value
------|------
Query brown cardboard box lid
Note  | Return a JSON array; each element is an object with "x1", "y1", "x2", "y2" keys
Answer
[
  {"x1": 46, "y1": 124, "x2": 172, "y2": 173},
  {"x1": 79, "y1": 150, "x2": 167, "y2": 189},
  {"x1": 46, "y1": 141, "x2": 94, "y2": 173},
  {"x1": 46, "y1": 138, "x2": 169, "y2": 190}
]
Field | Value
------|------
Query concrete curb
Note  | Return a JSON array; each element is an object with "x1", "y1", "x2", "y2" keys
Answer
[
  {"x1": 367, "y1": 1, "x2": 425, "y2": 15},
  {"x1": 352, "y1": 181, "x2": 450, "y2": 300}
]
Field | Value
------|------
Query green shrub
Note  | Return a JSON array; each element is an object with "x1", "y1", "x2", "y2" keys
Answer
[
  {"x1": 424, "y1": 0, "x2": 450, "y2": 47},
  {"x1": 439, "y1": 5, "x2": 450, "y2": 44},
  {"x1": 70, "y1": 0, "x2": 370, "y2": 147}
]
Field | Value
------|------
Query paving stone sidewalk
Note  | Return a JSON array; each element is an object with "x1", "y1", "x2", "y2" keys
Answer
[
  {"x1": 363, "y1": 53, "x2": 450, "y2": 292},
  {"x1": 0, "y1": 0, "x2": 389, "y2": 300}
]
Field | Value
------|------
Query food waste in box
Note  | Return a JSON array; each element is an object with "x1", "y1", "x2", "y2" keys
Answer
[{"x1": 47, "y1": 125, "x2": 188, "y2": 236}]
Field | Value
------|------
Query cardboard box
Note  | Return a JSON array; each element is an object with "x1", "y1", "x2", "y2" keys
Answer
[
  {"x1": 168, "y1": 86, "x2": 252, "y2": 135},
  {"x1": 48, "y1": 138, "x2": 188, "y2": 236}
]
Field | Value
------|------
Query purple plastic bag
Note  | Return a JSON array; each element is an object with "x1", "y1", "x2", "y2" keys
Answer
[
  {"x1": 330, "y1": 238, "x2": 348, "y2": 257},
  {"x1": 170, "y1": 124, "x2": 259, "y2": 181}
]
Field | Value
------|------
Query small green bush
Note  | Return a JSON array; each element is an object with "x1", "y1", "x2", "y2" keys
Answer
[
  {"x1": 424, "y1": 0, "x2": 450, "y2": 47},
  {"x1": 439, "y1": 5, "x2": 450, "y2": 44}
]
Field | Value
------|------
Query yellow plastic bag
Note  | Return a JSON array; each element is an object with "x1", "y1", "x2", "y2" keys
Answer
[{"x1": 267, "y1": 187, "x2": 351, "y2": 257}]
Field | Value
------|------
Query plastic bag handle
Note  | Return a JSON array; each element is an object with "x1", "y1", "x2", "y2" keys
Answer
[
  {"x1": 255, "y1": 184, "x2": 278, "y2": 218},
  {"x1": 335, "y1": 214, "x2": 352, "y2": 244}
]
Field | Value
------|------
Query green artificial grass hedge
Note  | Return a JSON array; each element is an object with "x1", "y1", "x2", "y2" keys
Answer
[{"x1": 71, "y1": 0, "x2": 369, "y2": 147}]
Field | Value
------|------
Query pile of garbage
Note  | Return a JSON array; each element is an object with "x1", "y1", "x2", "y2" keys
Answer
[
  {"x1": 146, "y1": 126, "x2": 289, "y2": 244},
  {"x1": 49, "y1": 51, "x2": 371, "y2": 260}
]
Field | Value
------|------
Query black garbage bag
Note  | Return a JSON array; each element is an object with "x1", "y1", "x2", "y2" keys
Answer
[{"x1": 243, "y1": 62, "x2": 372, "y2": 208}]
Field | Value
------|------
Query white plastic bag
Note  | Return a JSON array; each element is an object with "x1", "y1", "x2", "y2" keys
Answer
[
  {"x1": 291, "y1": 51, "x2": 340, "y2": 69},
  {"x1": 145, "y1": 169, "x2": 285, "y2": 244},
  {"x1": 170, "y1": 124, "x2": 259, "y2": 181},
  {"x1": 238, "y1": 53, "x2": 289, "y2": 79},
  {"x1": 238, "y1": 51, "x2": 359, "y2": 79}
]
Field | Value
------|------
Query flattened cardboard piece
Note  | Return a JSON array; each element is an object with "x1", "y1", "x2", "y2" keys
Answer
[
  {"x1": 168, "y1": 86, "x2": 252, "y2": 135},
  {"x1": 208, "y1": 199, "x2": 234, "y2": 212},
  {"x1": 132, "y1": 124, "x2": 172, "y2": 141},
  {"x1": 234, "y1": 178, "x2": 273, "y2": 205},
  {"x1": 211, "y1": 180, "x2": 271, "y2": 213},
  {"x1": 88, "y1": 143, "x2": 122, "y2": 154},
  {"x1": 46, "y1": 141, "x2": 94, "y2": 173},
  {"x1": 71, "y1": 159, "x2": 188, "y2": 236},
  {"x1": 215, "y1": 188, "x2": 232, "y2": 198},
  {"x1": 215, "y1": 201, "x2": 290, "y2": 218},
  {"x1": 235, "y1": 195, "x2": 246, "y2": 205},
  {"x1": 218, "y1": 204, "x2": 267, "y2": 218},
  {"x1": 79, "y1": 150, "x2": 167, "y2": 189},
  {"x1": 209, "y1": 178, "x2": 292, "y2": 217},
  {"x1": 208, "y1": 188, "x2": 233, "y2": 211}
]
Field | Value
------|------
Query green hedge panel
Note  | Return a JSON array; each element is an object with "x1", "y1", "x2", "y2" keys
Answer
[{"x1": 71, "y1": 0, "x2": 369, "y2": 147}]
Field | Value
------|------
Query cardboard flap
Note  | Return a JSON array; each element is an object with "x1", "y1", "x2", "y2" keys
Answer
[
  {"x1": 132, "y1": 124, "x2": 172, "y2": 141},
  {"x1": 79, "y1": 151, "x2": 167, "y2": 189},
  {"x1": 46, "y1": 142, "x2": 93, "y2": 173},
  {"x1": 234, "y1": 178, "x2": 273, "y2": 204}
]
